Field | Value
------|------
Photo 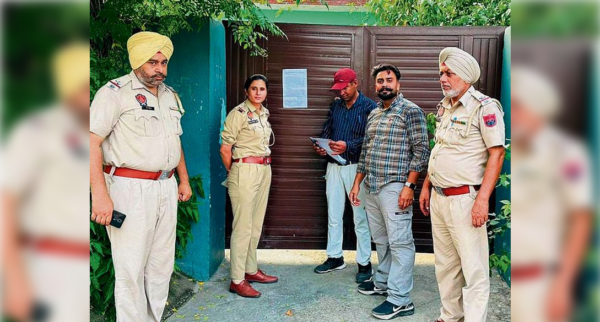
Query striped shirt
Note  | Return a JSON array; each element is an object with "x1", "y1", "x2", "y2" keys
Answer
[
  {"x1": 357, "y1": 94, "x2": 430, "y2": 193},
  {"x1": 321, "y1": 92, "x2": 377, "y2": 164}
]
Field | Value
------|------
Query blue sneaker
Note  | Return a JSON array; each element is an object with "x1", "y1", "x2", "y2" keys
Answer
[{"x1": 371, "y1": 301, "x2": 415, "y2": 320}]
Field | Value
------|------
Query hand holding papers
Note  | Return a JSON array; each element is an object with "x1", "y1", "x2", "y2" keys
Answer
[{"x1": 310, "y1": 137, "x2": 347, "y2": 165}]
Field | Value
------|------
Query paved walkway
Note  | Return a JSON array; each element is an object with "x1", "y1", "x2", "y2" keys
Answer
[{"x1": 166, "y1": 250, "x2": 510, "y2": 322}]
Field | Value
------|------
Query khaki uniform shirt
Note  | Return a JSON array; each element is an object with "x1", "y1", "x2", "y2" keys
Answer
[
  {"x1": 512, "y1": 126, "x2": 592, "y2": 265},
  {"x1": 2, "y1": 107, "x2": 89, "y2": 242},
  {"x1": 221, "y1": 100, "x2": 273, "y2": 159},
  {"x1": 90, "y1": 71, "x2": 183, "y2": 172},
  {"x1": 428, "y1": 86, "x2": 505, "y2": 188}
]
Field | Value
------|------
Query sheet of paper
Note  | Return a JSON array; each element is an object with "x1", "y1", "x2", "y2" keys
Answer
[
  {"x1": 310, "y1": 137, "x2": 347, "y2": 165},
  {"x1": 283, "y1": 69, "x2": 308, "y2": 108}
]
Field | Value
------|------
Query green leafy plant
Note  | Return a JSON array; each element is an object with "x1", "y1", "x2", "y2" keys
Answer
[
  {"x1": 489, "y1": 252, "x2": 511, "y2": 274},
  {"x1": 90, "y1": 0, "x2": 285, "y2": 98},
  {"x1": 90, "y1": 221, "x2": 116, "y2": 321},
  {"x1": 90, "y1": 175, "x2": 204, "y2": 322},
  {"x1": 365, "y1": 0, "x2": 510, "y2": 27},
  {"x1": 426, "y1": 112, "x2": 437, "y2": 149},
  {"x1": 175, "y1": 175, "x2": 205, "y2": 267}
]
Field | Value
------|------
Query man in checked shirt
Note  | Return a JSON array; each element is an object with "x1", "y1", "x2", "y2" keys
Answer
[{"x1": 349, "y1": 63, "x2": 430, "y2": 320}]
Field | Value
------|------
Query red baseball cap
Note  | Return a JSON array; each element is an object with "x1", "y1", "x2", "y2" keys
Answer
[{"x1": 331, "y1": 68, "x2": 357, "y2": 90}]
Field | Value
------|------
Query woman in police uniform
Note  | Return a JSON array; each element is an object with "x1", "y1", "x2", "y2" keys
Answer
[{"x1": 220, "y1": 74, "x2": 277, "y2": 298}]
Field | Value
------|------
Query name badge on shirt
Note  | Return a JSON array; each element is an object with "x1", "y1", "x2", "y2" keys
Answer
[
  {"x1": 248, "y1": 119, "x2": 259, "y2": 125},
  {"x1": 135, "y1": 94, "x2": 155, "y2": 111}
]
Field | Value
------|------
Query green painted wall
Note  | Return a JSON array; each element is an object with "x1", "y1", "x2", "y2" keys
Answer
[
  {"x1": 169, "y1": 19, "x2": 227, "y2": 281},
  {"x1": 495, "y1": 27, "x2": 511, "y2": 285},
  {"x1": 257, "y1": 4, "x2": 376, "y2": 26}
]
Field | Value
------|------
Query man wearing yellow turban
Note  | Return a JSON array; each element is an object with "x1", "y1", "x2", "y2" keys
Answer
[
  {"x1": 2, "y1": 42, "x2": 91, "y2": 322},
  {"x1": 90, "y1": 31, "x2": 192, "y2": 322},
  {"x1": 419, "y1": 47, "x2": 506, "y2": 322}
]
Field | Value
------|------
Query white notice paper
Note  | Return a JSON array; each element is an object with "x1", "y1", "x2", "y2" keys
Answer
[
  {"x1": 283, "y1": 69, "x2": 308, "y2": 108},
  {"x1": 310, "y1": 137, "x2": 347, "y2": 165}
]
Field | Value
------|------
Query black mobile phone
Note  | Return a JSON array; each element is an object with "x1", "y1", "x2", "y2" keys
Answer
[
  {"x1": 110, "y1": 210, "x2": 127, "y2": 228},
  {"x1": 31, "y1": 301, "x2": 50, "y2": 322}
]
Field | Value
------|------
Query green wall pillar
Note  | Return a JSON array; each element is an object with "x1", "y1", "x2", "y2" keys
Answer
[{"x1": 169, "y1": 19, "x2": 228, "y2": 281}]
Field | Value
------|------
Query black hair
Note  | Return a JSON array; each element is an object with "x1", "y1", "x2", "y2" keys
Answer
[
  {"x1": 371, "y1": 63, "x2": 401, "y2": 81},
  {"x1": 244, "y1": 74, "x2": 269, "y2": 91}
]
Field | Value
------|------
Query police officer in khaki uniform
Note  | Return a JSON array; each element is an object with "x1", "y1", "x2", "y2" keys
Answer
[
  {"x1": 90, "y1": 32, "x2": 192, "y2": 322},
  {"x1": 419, "y1": 47, "x2": 506, "y2": 322},
  {"x1": 220, "y1": 74, "x2": 278, "y2": 298},
  {"x1": 511, "y1": 67, "x2": 592, "y2": 322},
  {"x1": 2, "y1": 43, "x2": 90, "y2": 322}
]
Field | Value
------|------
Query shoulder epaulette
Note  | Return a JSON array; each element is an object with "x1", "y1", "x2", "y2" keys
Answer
[
  {"x1": 236, "y1": 105, "x2": 246, "y2": 114},
  {"x1": 471, "y1": 90, "x2": 495, "y2": 107},
  {"x1": 106, "y1": 74, "x2": 132, "y2": 92},
  {"x1": 473, "y1": 90, "x2": 503, "y2": 113}
]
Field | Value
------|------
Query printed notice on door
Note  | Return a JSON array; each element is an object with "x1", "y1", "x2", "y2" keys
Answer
[{"x1": 282, "y1": 69, "x2": 308, "y2": 108}]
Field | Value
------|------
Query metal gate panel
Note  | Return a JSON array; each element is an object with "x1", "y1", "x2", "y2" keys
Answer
[{"x1": 225, "y1": 24, "x2": 505, "y2": 251}]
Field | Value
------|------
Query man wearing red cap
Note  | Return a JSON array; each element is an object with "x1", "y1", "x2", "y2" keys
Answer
[{"x1": 312, "y1": 68, "x2": 377, "y2": 283}]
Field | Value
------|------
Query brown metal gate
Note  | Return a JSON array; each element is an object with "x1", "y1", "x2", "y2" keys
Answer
[{"x1": 225, "y1": 24, "x2": 505, "y2": 252}]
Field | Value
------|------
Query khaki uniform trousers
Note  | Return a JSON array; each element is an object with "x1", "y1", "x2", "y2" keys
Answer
[
  {"x1": 26, "y1": 250, "x2": 89, "y2": 322},
  {"x1": 512, "y1": 273, "x2": 563, "y2": 322},
  {"x1": 105, "y1": 174, "x2": 178, "y2": 322},
  {"x1": 228, "y1": 162, "x2": 272, "y2": 281},
  {"x1": 431, "y1": 188, "x2": 490, "y2": 322}
]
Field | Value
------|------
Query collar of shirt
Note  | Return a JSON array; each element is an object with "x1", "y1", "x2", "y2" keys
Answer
[
  {"x1": 244, "y1": 99, "x2": 266, "y2": 115},
  {"x1": 441, "y1": 85, "x2": 475, "y2": 110},
  {"x1": 129, "y1": 70, "x2": 167, "y2": 94},
  {"x1": 334, "y1": 91, "x2": 366, "y2": 109},
  {"x1": 377, "y1": 93, "x2": 405, "y2": 112}
]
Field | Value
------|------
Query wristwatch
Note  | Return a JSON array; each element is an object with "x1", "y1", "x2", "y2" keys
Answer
[{"x1": 404, "y1": 182, "x2": 416, "y2": 190}]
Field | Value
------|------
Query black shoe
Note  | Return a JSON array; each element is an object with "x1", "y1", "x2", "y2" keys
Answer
[
  {"x1": 314, "y1": 257, "x2": 346, "y2": 274},
  {"x1": 372, "y1": 301, "x2": 415, "y2": 320},
  {"x1": 356, "y1": 262, "x2": 373, "y2": 283},
  {"x1": 357, "y1": 281, "x2": 387, "y2": 296}
]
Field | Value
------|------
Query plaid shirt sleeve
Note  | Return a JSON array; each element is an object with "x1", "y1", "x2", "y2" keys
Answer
[
  {"x1": 406, "y1": 107, "x2": 430, "y2": 173},
  {"x1": 357, "y1": 120, "x2": 371, "y2": 174}
]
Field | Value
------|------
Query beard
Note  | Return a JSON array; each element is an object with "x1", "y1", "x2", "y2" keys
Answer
[
  {"x1": 442, "y1": 88, "x2": 461, "y2": 98},
  {"x1": 137, "y1": 68, "x2": 167, "y2": 86},
  {"x1": 377, "y1": 87, "x2": 397, "y2": 100}
]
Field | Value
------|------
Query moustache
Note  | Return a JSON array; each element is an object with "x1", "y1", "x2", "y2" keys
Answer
[
  {"x1": 151, "y1": 73, "x2": 167, "y2": 79},
  {"x1": 378, "y1": 87, "x2": 393, "y2": 93}
]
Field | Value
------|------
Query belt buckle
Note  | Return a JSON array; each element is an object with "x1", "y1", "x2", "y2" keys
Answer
[
  {"x1": 433, "y1": 186, "x2": 445, "y2": 196},
  {"x1": 264, "y1": 157, "x2": 271, "y2": 165},
  {"x1": 158, "y1": 170, "x2": 171, "y2": 180}
]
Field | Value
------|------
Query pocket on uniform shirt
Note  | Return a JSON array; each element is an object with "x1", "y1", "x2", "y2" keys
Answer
[
  {"x1": 169, "y1": 107, "x2": 183, "y2": 136},
  {"x1": 133, "y1": 108, "x2": 161, "y2": 137},
  {"x1": 447, "y1": 126, "x2": 466, "y2": 144}
]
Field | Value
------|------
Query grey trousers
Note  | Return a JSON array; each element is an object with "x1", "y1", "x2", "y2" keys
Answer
[{"x1": 364, "y1": 182, "x2": 415, "y2": 307}]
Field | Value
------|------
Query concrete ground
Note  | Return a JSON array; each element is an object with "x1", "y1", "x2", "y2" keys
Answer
[{"x1": 166, "y1": 250, "x2": 510, "y2": 322}]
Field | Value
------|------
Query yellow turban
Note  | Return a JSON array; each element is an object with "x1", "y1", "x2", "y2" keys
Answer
[
  {"x1": 127, "y1": 31, "x2": 174, "y2": 70},
  {"x1": 52, "y1": 42, "x2": 90, "y2": 101},
  {"x1": 439, "y1": 47, "x2": 481, "y2": 84}
]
